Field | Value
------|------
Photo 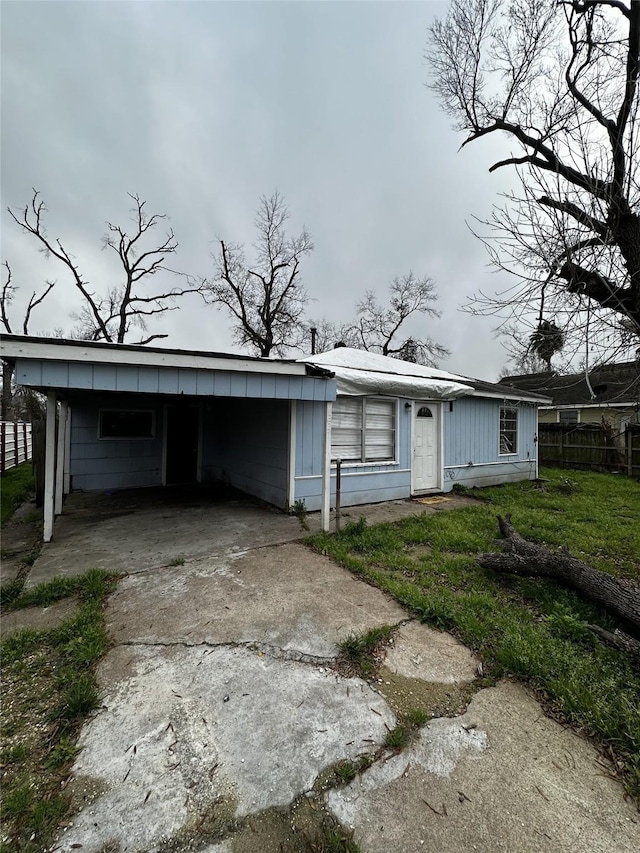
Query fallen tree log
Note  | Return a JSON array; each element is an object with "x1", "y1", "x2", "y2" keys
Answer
[
  {"x1": 478, "y1": 515, "x2": 640, "y2": 633},
  {"x1": 586, "y1": 625, "x2": 640, "y2": 665}
]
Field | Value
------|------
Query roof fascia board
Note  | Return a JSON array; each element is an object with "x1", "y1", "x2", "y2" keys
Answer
[
  {"x1": 466, "y1": 389, "x2": 551, "y2": 403},
  {"x1": 540, "y1": 402, "x2": 637, "y2": 410},
  {"x1": 1, "y1": 338, "x2": 308, "y2": 377}
]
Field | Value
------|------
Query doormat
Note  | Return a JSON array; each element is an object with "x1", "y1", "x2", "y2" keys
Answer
[{"x1": 413, "y1": 496, "x2": 453, "y2": 505}]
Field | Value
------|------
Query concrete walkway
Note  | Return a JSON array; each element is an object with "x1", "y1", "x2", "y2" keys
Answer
[{"x1": 18, "y1": 491, "x2": 639, "y2": 852}]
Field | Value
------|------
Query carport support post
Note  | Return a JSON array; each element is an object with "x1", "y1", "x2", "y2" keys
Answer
[
  {"x1": 55, "y1": 400, "x2": 68, "y2": 515},
  {"x1": 63, "y1": 404, "x2": 71, "y2": 496},
  {"x1": 321, "y1": 401, "x2": 333, "y2": 532},
  {"x1": 44, "y1": 390, "x2": 57, "y2": 543}
]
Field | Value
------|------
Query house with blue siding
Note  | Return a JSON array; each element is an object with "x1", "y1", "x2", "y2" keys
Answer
[{"x1": 0, "y1": 335, "x2": 549, "y2": 541}]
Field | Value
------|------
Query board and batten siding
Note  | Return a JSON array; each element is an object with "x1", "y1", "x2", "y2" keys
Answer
[
  {"x1": 14, "y1": 359, "x2": 334, "y2": 401},
  {"x1": 294, "y1": 399, "x2": 413, "y2": 512},
  {"x1": 442, "y1": 397, "x2": 538, "y2": 490},
  {"x1": 203, "y1": 398, "x2": 290, "y2": 508},
  {"x1": 68, "y1": 396, "x2": 164, "y2": 491}
]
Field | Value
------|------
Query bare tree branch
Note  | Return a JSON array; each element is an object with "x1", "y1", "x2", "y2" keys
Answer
[
  {"x1": 309, "y1": 273, "x2": 449, "y2": 367},
  {"x1": 428, "y1": 0, "x2": 640, "y2": 364},
  {"x1": 205, "y1": 191, "x2": 313, "y2": 357},
  {"x1": 1, "y1": 262, "x2": 13, "y2": 334},
  {"x1": 7, "y1": 190, "x2": 205, "y2": 345}
]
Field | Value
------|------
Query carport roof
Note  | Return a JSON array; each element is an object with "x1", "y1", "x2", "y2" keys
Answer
[{"x1": 0, "y1": 333, "x2": 333, "y2": 378}]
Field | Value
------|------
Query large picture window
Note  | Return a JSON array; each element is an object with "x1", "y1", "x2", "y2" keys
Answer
[
  {"x1": 331, "y1": 397, "x2": 396, "y2": 463},
  {"x1": 99, "y1": 409, "x2": 155, "y2": 440},
  {"x1": 499, "y1": 406, "x2": 518, "y2": 455}
]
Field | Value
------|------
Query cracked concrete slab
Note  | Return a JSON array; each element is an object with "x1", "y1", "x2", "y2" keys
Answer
[
  {"x1": 58, "y1": 643, "x2": 394, "y2": 853},
  {"x1": 385, "y1": 622, "x2": 479, "y2": 684},
  {"x1": 326, "y1": 680, "x2": 640, "y2": 853},
  {"x1": 32, "y1": 491, "x2": 636, "y2": 853},
  {"x1": 106, "y1": 543, "x2": 408, "y2": 658}
]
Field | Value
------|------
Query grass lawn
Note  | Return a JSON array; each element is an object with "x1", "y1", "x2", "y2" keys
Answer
[
  {"x1": 0, "y1": 572, "x2": 117, "y2": 852},
  {"x1": 1, "y1": 463, "x2": 35, "y2": 525},
  {"x1": 309, "y1": 467, "x2": 640, "y2": 797}
]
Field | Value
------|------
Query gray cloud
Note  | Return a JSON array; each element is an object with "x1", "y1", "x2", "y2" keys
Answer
[{"x1": 2, "y1": 0, "x2": 521, "y2": 381}]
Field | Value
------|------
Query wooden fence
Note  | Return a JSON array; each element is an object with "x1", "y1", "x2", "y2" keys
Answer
[
  {"x1": 539, "y1": 422, "x2": 640, "y2": 477},
  {"x1": 0, "y1": 421, "x2": 33, "y2": 473}
]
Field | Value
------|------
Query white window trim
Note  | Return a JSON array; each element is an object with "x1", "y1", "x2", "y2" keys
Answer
[
  {"x1": 331, "y1": 396, "x2": 399, "y2": 466},
  {"x1": 498, "y1": 405, "x2": 519, "y2": 456},
  {"x1": 557, "y1": 409, "x2": 581, "y2": 424},
  {"x1": 98, "y1": 408, "x2": 156, "y2": 441}
]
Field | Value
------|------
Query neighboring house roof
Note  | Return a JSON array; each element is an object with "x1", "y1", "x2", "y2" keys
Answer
[
  {"x1": 502, "y1": 361, "x2": 640, "y2": 408},
  {"x1": 302, "y1": 348, "x2": 550, "y2": 402}
]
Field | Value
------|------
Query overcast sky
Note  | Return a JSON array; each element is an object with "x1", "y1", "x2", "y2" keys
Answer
[{"x1": 1, "y1": 0, "x2": 521, "y2": 381}]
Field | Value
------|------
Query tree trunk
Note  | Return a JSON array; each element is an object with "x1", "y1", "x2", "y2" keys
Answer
[
  {"x1": 586, "y1": 625, "x2": 640, "y2": 666},
  {"x1": 478, "y1": 515, "x2": 640, "y2": 631},
  {"x1": 1, "y1": 361, "x2": 14, "y2": 421}
]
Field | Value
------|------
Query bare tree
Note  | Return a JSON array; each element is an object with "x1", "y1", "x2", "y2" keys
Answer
[
  {"x1": 1, "y1": 260, "x2": 56, "y2": 419},
  {"x1": 206, "y1": 192, "x2": 313, "y2": 357},
  {"x1": 7, "y1": 190, "x2": 203, "y2": 345},
  {"x1": 309, "y1": 272, "x2": 450, "y2": 366},
  {"x1": 428, "y1": 0, "x2": 640, "y2": 365}
]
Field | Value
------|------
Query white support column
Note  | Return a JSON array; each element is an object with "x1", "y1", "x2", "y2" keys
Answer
[
  {"x1": 63, "y1": 404, "x2": 71, "y2": 495},
  {"x1": 55, "y1": 400, "x2": 68, "y2": 515},
  {"x1": 287, "y1": 400, "x2": 297, "y2": 510},
  {"x1": 321, "y1": 401, "x2": 333, "y2": 533},
  {"x1": 44, "y1": 390, "x2": 57, "y2": 543}
]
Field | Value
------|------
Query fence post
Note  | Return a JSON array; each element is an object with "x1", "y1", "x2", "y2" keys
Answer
[
  {"x1": 558, "y1": 429, "x2": 564, "y2": 467},
  {"x1": 335, "y1": 458, "x2": 342, "y2": 533},
  {"x1": 22, "y1": 422, "x2": 28, "y2": 463},
  {"x1": 0, "y1": 422, "x2": 5, "y2": 473}
]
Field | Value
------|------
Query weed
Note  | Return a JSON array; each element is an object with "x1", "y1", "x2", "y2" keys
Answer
[
  {"x1": 307, "y1": 826, "x2": 360, "y2": 852},
  {"x1": 293, "y1": 499, "x2": 310, "y2": 531},
  {"x1": 0, "y1": 569, "x2": 116, "y2": 849},
  {"x1": 0, "y1": 579, "x2": 25, "y2": 608},
  {"x1": 309, "y1": 468, "x2": 640, "y2": 797},
  {"x1": 0, "y1": 462, "x2": 34, "y2": 524},
  {"x1": 384, "y1": 725, "x2": 409, "y2": 750},
  {"x1": 168, "y1": 556, "x2": 185, "y2": 567},
  {"x1": 337, "y1": 625, "x2": 395, "y2": 678},
  {"x1": 46, "y1": 735, "x2": 77, "y2": 769},
  {"x1": 332, "y1": 759, "x2": 359, "y2": 786},
  {"x1": 405, "y1": 708, "x2": 430, "y2": 728}
]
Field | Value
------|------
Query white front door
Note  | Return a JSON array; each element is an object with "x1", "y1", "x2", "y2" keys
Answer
[{"x1": 413, "y1": 403, "x2": 439, "y2": 491}]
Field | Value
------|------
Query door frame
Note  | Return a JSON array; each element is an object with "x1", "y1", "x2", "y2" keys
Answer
[
  {"x1": 410, "y1": 400, "x2": 443, "y2": 494},
  {"x1": 162, "y1": 402, "x2": 203, "y2": 486}
]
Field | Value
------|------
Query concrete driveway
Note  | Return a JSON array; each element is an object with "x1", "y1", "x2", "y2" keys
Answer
[{"x1": 22, "y1": 490, "x2": 639, "y2": 852}]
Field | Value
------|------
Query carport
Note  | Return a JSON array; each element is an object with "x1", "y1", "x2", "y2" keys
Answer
[{"x1": 0, "y1": 334, "x2": 337, "y2": 540}]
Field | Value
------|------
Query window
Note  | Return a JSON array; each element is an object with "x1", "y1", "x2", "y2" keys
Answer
[
  {"x1": 99, "y1": 409, "x2": 155, "y2": 440},
  {"x1": 417, "y1": 406, "x2": 433, "y2": 418},
  {"x1": 499, "y1": 406, "x2": 518, "y2": 454},
  {"x1": 331, "y1": 397, "x2": 396, "y2": 463},
  {"x1": 559, "y1": 409, "x2": 579, "y2": 425}
]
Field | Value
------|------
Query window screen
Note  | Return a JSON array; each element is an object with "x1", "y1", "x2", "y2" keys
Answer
[
  {"x1": 99, "y1": 409, "x2": 155, "y2": 439},
  {"x1": 331, "y1": 398, "x2": 396, "y2": 462},
  {"x1": 559, "y1": 409, "x2": 579, "y2": 424},
  {"x1": 499, "y1": 406, "x2": 518, "y2": 454}
]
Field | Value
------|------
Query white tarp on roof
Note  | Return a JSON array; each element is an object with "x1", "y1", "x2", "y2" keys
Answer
[{"x1": 301, "y1": 348, "x2": 473, "y2": 399}]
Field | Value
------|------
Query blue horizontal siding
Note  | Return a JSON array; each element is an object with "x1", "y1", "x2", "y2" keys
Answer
[
  {"x1": 443, "y1": 461, "x2": 537, "y2": 491},
  {"x1": 444, "y1": 398, "x2": 538, "y2": 466},
  {"x1": 16, "y1": 358, "x2": 335, "y2": 401},
  {"x1": 296, "y1": 469, "x2": 412, "y2": 512},
  {"x1": 69, "y1": 396, "x2": 163, "y2": 491}
]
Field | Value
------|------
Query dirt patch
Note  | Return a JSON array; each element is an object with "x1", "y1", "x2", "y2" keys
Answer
[{"x1": 374, "y1": 665, "x2": 479, "y2": 719}]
